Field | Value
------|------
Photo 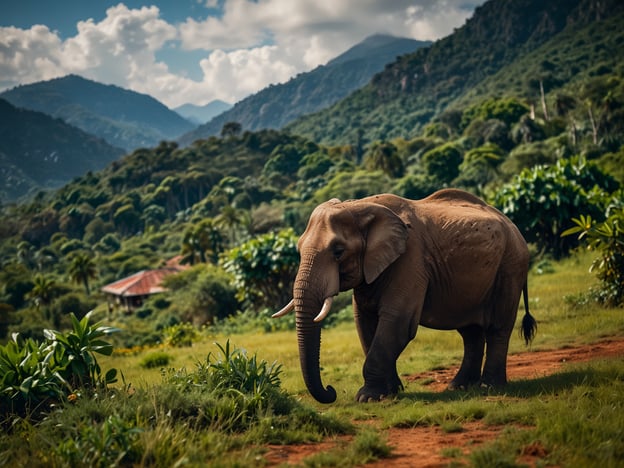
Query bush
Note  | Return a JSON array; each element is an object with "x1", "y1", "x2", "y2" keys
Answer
[
  {"x1": 163, "y1": 264, "x2": 238, "y2": 325},
  {"x1": 162, "y1": 322, "x2": 199, "y2": 347},
  {"x1": 140, "y1": 351, "x2": 173, "y2": 369},
  {"x1": 562, "y1": 205, "x2": 624, "y2": 306},
  {"x1": 161, "y1": 340, "x2": 288, "y2": 431},
  {"x1": 491, "y1": 156, "x2": 619, "y2": 258},
  {"x1": 222, "y1": 229, "x2": 299, "y2": 310},
  {"x1": 0, "y1": 312, "x2": 118, "y2": 418}
]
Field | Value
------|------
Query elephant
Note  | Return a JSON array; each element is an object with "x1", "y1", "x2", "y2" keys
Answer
[{"x1": 273, "y1": 188, "x2": 537, "y2": 403}]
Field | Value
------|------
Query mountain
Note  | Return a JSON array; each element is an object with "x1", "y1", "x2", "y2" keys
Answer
[
  {"x1": 286, "y1": 0, "x2": 624, "y2": 145},
  {"x1": 175, "y1": 100, "x2": 233, "y2": 125},
  {"x1": 0, "y1": 75, "x2": 195, "y2": 151},
  {"x1": 0, "y1": 98, "x2": 124, "y2": 201},
  {"x1": 178, "y1": 34, "x2": 429, "y2": 145}
]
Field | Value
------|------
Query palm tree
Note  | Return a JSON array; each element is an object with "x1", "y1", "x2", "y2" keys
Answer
[
  {"x1": 68, "y1": 252, "x2": 97, "y2": 295},
  {"x1": 196, "y1": 218, "x2": 225, "y2": 263},
  {"x1": 181, "y1": 220, "x2": 227, "y2": 265},
  {"x1": 17, "y1": 241, "x2": 36, "y2": 269},
  {"x1": 216, "y1": 205, "x2": 245, "y2": 245},
  {"x1": 180, "y1": 227, "x2": 202, "y2": 265},
  {"x1": 27, "y1": 274, "x2": 57, "y2": 311}
]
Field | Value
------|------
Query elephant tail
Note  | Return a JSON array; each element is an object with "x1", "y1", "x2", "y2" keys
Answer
[{"x1": 520, "y1": 282, "x2": 537, "y2": 346}]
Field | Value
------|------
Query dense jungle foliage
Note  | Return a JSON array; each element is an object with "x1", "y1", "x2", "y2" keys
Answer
[
  {"x1": 287, "y1": 0, "x2": 624, "y2": 145},
  {"x1": 0, "y1": 0, "x2": 623, "y2": 353},
  {"x1": 1, "y1": 74, "x2": 623, "y2": 347}
]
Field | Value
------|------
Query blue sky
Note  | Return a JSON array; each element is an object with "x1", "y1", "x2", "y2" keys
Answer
[{"x1": 0, "y1": 1, "x2": 483, "y2": 108}]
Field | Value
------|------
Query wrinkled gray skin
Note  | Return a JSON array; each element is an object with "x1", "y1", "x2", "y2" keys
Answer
[{"x1": 275, "y1": 189, "x2": 536, "y2": 403}]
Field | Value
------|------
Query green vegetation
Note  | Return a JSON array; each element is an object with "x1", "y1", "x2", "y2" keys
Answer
[
  {"x1": 1, "y1": 0, "x2": 624, "y2": 464},
  {"x1": 0, "y1": 312, "x2": 118, "y2": 418},
  {"x1": 1, "y1": 252, "x2": 623, "y2": 466},
  {"x1": 563, "y1": 206, "x2": 624, "y2": 306},
  {"x1": 287, "y1": 1, "x2": 624, "y2": 145}
]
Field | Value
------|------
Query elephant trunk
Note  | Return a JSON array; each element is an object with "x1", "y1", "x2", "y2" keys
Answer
[{"x1": 294, "y1": 251, "x2": 338, "y2": 404}]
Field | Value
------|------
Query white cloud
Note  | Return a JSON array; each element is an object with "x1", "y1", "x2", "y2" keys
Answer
[
  {"x1": 61, "y1": 4, "x2": 177, "y2": 86},
  {"x1": 0, "y1": 1, "x2": 479, "y2": 108},
  {"x1": 0, "y1": 25, "x2": 65, "y2": 87}
]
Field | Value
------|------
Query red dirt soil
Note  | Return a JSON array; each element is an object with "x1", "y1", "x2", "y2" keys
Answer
[{"x1": 264, "y1": 337, "x2": 624, "y2": 467}]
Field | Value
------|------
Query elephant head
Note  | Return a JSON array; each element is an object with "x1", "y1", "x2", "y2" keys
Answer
[{"x1": 274, "y1": 198, "x2": 409, "y2": 403}]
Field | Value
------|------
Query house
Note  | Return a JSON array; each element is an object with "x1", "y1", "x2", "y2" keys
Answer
[{"x1": 101, "y1": 257, "x2": 188, "y2": 312}]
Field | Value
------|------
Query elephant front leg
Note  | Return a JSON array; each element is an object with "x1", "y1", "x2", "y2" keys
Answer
[
  {"x1": 353, "y1": 301, "x2": 377, "y2": 355},
  {"x1": 356, "y1": 315, "x2": 411, "y2": 402}
]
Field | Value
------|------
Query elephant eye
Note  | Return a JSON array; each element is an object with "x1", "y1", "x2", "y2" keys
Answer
[{"x1": 333, "y1": 245, "x2": 345, "y2": 261}]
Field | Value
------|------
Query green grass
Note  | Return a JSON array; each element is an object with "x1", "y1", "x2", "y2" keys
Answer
[{"x1": 3, "y1": 250, "x2": 624, "y2": 466}]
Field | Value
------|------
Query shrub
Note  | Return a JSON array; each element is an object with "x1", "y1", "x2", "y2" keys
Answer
[
  {"x1": 562, "y1": 206, "x2": 624, "y2": 306},
  {"x1": 163, "y1": 264, "x2": 238, "y2": 325},
  {"x1": 491, "y1": 156, "x2": 618, "y2": 258},
  {"x1": 161, "y1": 340, "x2": 286, "y2": 431},
  {"x1": 162, "y1": 322, "x2": 199, "y2": 347},
  {"x1": 222, "y1": 229, "x2": 299, "y2": 310},
  {"x1": 0, "y1": 312, "x2": 118, "y2": 418},
  {"x1": 140, "y1": 351, "x2": 173, "y2": 369}
]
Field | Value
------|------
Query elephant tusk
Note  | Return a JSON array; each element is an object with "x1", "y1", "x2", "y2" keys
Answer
[
  {"x1": 313, "y1": 297, "x2": 333, "y2": 322},
  {"x1": 272, "y1": 299, "x2": 295, "y2": 318}
]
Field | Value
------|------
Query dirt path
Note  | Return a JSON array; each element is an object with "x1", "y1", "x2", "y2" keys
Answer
[{"x1": 264, "y1": 337, "x2": 624, "y2": 467}]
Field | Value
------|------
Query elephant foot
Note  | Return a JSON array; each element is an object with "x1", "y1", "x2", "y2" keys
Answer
[
  {"x1": 447, "y1": 377, "x2": 480, "y2": 391},
  {"x1": 356, "y1": 386, "x2": 389, "y2": 403},
  {"x1": 480, "y1": 377, "x2": 507, "y2": 388},
  {"x1": 356, "y1": 381, "x2": 402, "y2": 403}
]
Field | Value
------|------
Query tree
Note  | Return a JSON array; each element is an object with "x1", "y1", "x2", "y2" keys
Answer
[
  {"x1": 68, "y1": 252, "x2": 97, "y2": 295},
  {"x1": 454, "y1": 143, "x2": 504, "y2": 191},
  {"x1": 26, "y1": 274, "x2": 58, "y2": 311},
  {"x1": 181, "y1": 219, "x2": 225, "y2": 265},
  {"x1": 221, "y1": 229, "x2": 299, "y2": 310},
  {"x1": 491, "y1": 156, "x2": 619, "y2": 258},
  {"x1": 162, "y1": 264, "x2": 238, "y2": 325},
  {"x1": 113, "y1": 204, "x2": 142, "y2": 236},
  {"x1": 221, "y1": 121, "x2": 242, "y2": 138},
  {"x1": 421, "y1": 143, "x2": 463, "y2": 185},
  {"x1": 16, "y1": 241, "x2": 36, "y2": 270},
  {"x1": 363, "y1": 141, "x2": 404, "y2": 177},
  {"x1": 216, "y1": 205, "x2": 247, "y2": 245}
]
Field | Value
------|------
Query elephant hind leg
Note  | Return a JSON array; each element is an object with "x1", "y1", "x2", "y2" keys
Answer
[
  {"x1": 481, "y1": 328, "x2": 512, "y2": 387},
  {"x1": 449, "y1": 325, "x2": 485, "y2": 390}
]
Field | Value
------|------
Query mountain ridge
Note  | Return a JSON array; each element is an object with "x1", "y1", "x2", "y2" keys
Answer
[
  {"x1": 0, "y1": 98, "x2": 124, "y2": 201},
  {"x1": 178, "y1": 34, "x2": 430, "y2": 145},
  {"x1": 285, "y1": 0, "x2": 624, "y2": 145},
  {"x1": 0, "y1": 75, "x2": 195, "y2": 151}
]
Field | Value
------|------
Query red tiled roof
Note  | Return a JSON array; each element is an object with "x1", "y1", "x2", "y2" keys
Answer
[{"x1": 101, "y1": 268, "x2": 179, "y2": 297}]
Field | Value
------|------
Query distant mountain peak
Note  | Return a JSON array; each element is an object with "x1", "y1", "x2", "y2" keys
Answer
[
  {"x1": 327, "y1": 34, "x2": 427, "y2": 66},
  {"x1": 1, "y1": 74, "x2": 194, "y2": 151},
  {"x1": 178, "y1": 34, "x2": 431, "y2": 145},
  {"x1": 175, "y1": 100, "x2": 233, "y2": 125}
]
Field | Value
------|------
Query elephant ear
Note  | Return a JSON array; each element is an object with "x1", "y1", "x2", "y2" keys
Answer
[{"x1": 356, "y1": 203, "x2": 408, "y2": 284}]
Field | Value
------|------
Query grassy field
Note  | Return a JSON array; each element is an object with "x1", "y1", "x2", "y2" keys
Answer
[
  {"x1": 4, "y1": 250, "x2": 623, "y2": 467},
  {"x1": 99, "y1": 250, "x2": 623, "y2": 466},
  {"x1": 102, "y1": 250, "x2": 623, "y2": 398}
]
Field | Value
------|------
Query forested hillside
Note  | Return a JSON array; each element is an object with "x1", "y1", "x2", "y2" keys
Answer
[
  {"x1": 0, "y1": 98, "x2": 124, "y2": 201},
  {"x1": 178, "y1": 35, "x2": 429, "y2": 145},
  {"x1": 0, "y1": 75, "x2": 194, "y2": 151},
  {"x1": 1, "y1": 0, "x2": 623, "y2": 347},
  {"x1": 286, "y1": 0, "x2": 624, "y2": 145}
]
